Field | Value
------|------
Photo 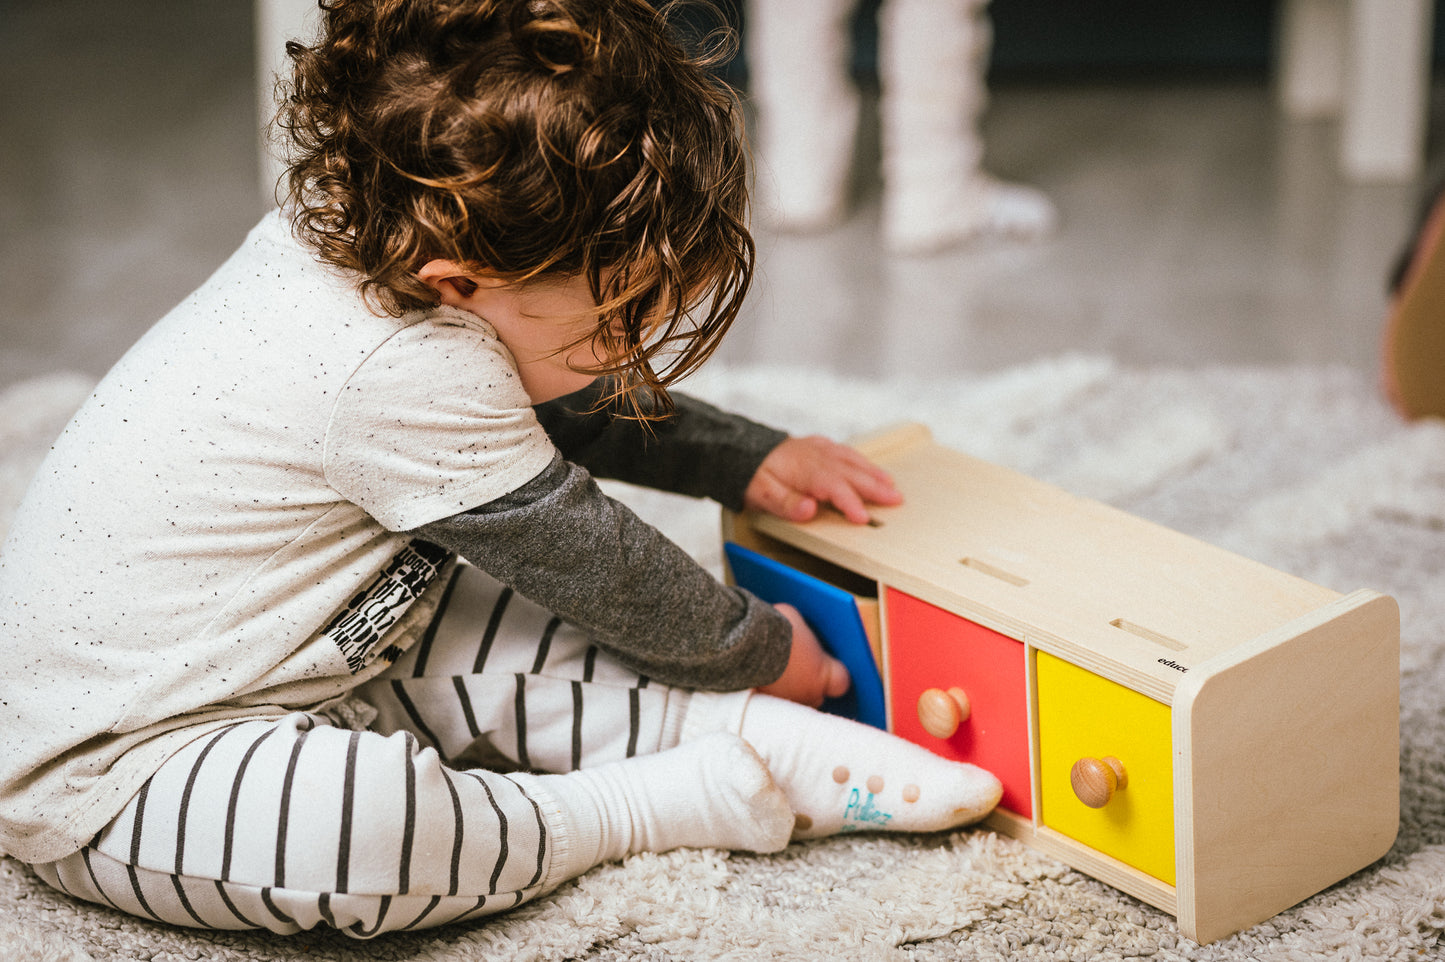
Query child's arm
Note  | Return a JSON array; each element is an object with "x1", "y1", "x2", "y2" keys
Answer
[
  {"x1": 412, "y1": 455, "x2": 795, "y2": 691},
  {"x1": 534, "y1": 381, "x2": 902, "y2": 521},
  {"x1": 532, "y1": 381, "x2": 785, "y2": 512},
  {"x1": 526, "y1": 382, "x2": 899, "y2": 703},
  {"x1": 419, "y1": 383, "x2": 897, "y2": 702},
  {"x1": 415, "y1": 463, "x2": 857, "y2": 707}
]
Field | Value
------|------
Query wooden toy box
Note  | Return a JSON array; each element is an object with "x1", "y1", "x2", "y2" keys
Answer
[{"x1": 723, "y1": 424, "x2": 1399, "y2": 945}]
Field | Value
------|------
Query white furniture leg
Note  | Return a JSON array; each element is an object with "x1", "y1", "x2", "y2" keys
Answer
[
  {"x1": 1339, "y1": 0, "x2": 1433, "y2": 181},
  {"x1": 1278, "y1": 0, "x2": 1433, "y2": 183}
]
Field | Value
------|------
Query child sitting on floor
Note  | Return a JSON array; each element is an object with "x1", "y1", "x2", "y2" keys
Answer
[{"x1": 0, "y1": 0, "x2": 1001, "y2": 937}]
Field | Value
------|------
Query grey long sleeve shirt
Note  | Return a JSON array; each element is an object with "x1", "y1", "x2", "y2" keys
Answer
[{"x1": 410, "y1": 382, "x2": 793, "y2": 690}]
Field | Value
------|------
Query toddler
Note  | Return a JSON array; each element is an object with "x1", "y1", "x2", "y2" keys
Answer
[{"x1": 0, "y1": 0, "x2": 1001, "y2": 937}]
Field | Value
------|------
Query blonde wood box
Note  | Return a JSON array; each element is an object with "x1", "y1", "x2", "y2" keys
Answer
[{"x1": 723, "y1": 424, "x2": 1399, "y2": 945}]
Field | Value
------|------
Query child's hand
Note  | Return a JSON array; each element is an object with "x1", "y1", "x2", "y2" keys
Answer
[
  {"x1": 744, "y1": 435, "x2": 904, "y2": 525},
  {"x1": 757, "y1": 604, "x2": 851, "y2": 708}
]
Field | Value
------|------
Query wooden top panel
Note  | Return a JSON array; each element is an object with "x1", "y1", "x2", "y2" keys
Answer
[{"x1": 740, "y1": 426, "x2": 1340, "y2": 698}]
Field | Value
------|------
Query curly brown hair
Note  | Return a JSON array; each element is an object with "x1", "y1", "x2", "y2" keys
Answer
[{"x1": 275, "y1": 0, "x2": 753, "y2": 418}]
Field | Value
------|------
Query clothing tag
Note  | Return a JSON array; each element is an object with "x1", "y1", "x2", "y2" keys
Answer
[{"x1": 318, "y1": 539, "x2": 451, "y2": 673}]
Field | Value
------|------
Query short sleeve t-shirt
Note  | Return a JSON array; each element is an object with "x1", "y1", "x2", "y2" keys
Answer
[{"x1": 0, "y1": 211, "x2": 555, "y2": 862}]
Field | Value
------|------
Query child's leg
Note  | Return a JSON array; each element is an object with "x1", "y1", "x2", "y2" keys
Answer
[
  {"x1": 878, "y1": 0, "x2": 1056, "y2": 252},
  {"x1": 745, "y1": 0, "x2": 861, "y2": 230},
  {"x1": 365, "y1": 564, "x2": 1001, "y2": 844},
  {"x1": 354, "y1": 563, "x2": 695, "y2": 772},
  {"x1": 29, "y1": 713, "x2": 792, "y2": 937},
  {"x1": 28, "y1": 567, "x2": 1000, "y2": 937}
]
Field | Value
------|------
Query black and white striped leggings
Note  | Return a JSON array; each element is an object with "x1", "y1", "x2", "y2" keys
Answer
[{"x1": 30, "y1": 564, "x2": 691, "y2": 937}]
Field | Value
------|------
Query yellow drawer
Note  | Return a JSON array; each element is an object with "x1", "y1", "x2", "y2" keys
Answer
[{"x1": 1036, "y1": 651, "x2": 1175, "y2": 885}]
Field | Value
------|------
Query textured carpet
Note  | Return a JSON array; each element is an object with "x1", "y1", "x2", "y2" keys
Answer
[{"x1": 1, "y1": 358, "x2": 1442, "y2": 961}]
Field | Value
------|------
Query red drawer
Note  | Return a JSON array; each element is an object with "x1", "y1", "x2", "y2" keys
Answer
[{"x1": 886, "y1": 589, "x2": 1032, "y2": 817}]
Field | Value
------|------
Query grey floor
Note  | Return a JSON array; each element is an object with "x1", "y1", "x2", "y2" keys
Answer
[{"x1": 0, "y1": 0, "x2": 1434, "y2": 394}]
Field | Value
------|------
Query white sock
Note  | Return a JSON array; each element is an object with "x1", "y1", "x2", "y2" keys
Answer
[
  {"x1": 520, "y1": 732, "x2": 795, "y2": 888},
  {"x1": 884, "y1": 175, "x2": 1058, "y2": 254},
  {"x1": 876, "y1": 0, "x2": 1057, "y2": 253},
  {"x1": 688, "y1": 692, "x2": 1003, "y2": 839}
]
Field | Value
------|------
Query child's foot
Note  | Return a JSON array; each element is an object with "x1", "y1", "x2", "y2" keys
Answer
[
  {"x1": 693, "y1": 693, "x2": 1002, "y2": 839},
  {"x1": 524, "y1": 732, "x2": 795, "y2": 885},
  {"x1": 884, "y1": 175, "x2": 1057, "y2": 255}
]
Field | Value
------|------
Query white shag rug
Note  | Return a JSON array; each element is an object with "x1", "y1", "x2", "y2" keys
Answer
[{"x1": 2, "y1": 359, "x2": 1443, "y2": 962}]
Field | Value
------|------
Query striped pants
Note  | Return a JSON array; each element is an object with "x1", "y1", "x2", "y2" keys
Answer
[{"x1": 30, "y1": 564, "x2": 695, "y2": 937}]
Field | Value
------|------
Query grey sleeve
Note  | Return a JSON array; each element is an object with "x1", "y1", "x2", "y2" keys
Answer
[
  {"x1": 532, "y1": 381, "x2": 788, "y2": 511},
  {"x1": 411, "y1": 455, "x2": 792, "y2": 691}
]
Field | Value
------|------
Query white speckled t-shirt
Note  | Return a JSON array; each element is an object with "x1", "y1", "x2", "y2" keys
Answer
[{"x1": 0, "y1": 211, "x2": 555, "y2": 862}]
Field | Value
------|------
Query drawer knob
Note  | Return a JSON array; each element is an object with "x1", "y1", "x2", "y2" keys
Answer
[
  {"x1": 917, "y1": 687, "x2": 971, "y2": 739},
  {"x1": 1070, "y1": 755, "x2": 1128, "y2": 808}
]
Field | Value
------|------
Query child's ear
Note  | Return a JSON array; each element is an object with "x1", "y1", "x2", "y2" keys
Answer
[{"x1": 416, "y1": 260, "x2": 504, "y2": 305}]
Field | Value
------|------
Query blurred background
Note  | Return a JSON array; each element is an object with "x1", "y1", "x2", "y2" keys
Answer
[{"x1": 2, "y1": 0, "x2": 1441, "y2": 392}]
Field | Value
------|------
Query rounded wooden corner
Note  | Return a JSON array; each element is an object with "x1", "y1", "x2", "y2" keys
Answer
[{"x1": 1172, "y1": 589, "x2": 1400, "y2": 943}]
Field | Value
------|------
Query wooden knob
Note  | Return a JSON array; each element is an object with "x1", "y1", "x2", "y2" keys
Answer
[
  {"x1": 917, "y1": 687, "x2": 971, "y2": 739},
  {"x1": 1070, "y1": 756, "x2": 1128, "y2": 808}
]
